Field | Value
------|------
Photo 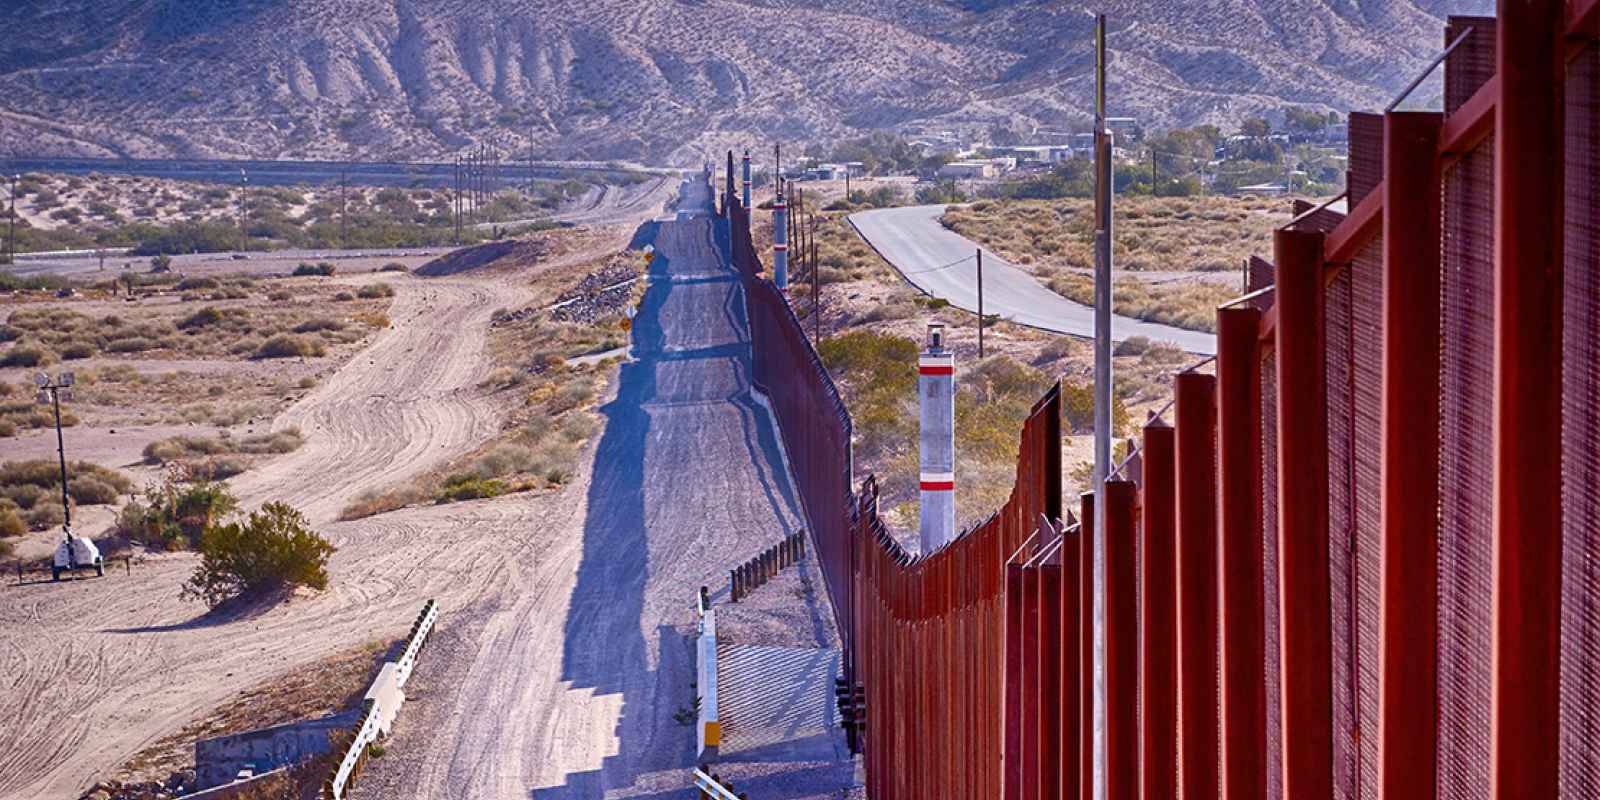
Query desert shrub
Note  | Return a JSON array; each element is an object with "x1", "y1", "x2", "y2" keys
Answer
[
  {"x1": 292, "y1": 262, "x2": 336, "y2": 277},
  {"x1": 26, "y1": 502, "x2": 64, "y2": 530},
  {"x1": 0, "y1": 506, "x2": 24, "y2": 538},
  {"x1": 67, "y1": 476, "x2": 120, "y2": 505},
  {"x1": 1114, "y1": 336, "x2": 1151, "y2": 356},
  {"x1": 177, "y1": 306, "x2": 227, "y2": 330},
  {"x1": 59, "y1": 341, "x2": 96, "y2": 360},
  {"x1": 1, "y1": 344, "x2": 54, "y2": 367},
  {"x1": 268, "y1": 290, "x2": 293, "y2": 302},
  {"x1": 380, "y1": 262, "x2": 409, "y2": 273},
  {"x1": 332, "y1": 291, "x2": 355, "y2": 302},
  {"x1": 254, "y1": 334, "x2": 326, "y2": 359},
  {"x1": 0, "y1": 459, "x2": 133, "y2": 501},
  {"x1": 182, "y1": 502, "x2": 335, "y2": 607},
  {"x1": 136, "y1": 476, "x2": 239, "y2": 550},
  {"x1": 339, "y1": 485, "x2": 430, "y2": 520},
  {"x1": 357, "y1": 283, "x2": 395, "y2": 299},
  {"x1": 1060, "y1": 380, "x2": 1131, "y2": 436},
  {"x1": 437, "y1": 476, "x2": 508, "y2": 502},
  {"x1": 0, "y1": 420, "x2": 15, "y2": 438},
  {"x1": 150, "y1": 254, "x2": 173, "y2": 272},
  {"x1": 238, "y1": 428, "x2": 305, "y2": 454},
  {"x1": 175, "y1": 276, "x2": 220, "y2": 291},
  {"x1": 106, "y1": 337, "x2": 159, "y2": 353},
  {"x1": 293, "y1": 318, "x2": 345, "y2": 333},
  {"x1": 194, "y1": 456, "x2": 249, "y2": 480}
]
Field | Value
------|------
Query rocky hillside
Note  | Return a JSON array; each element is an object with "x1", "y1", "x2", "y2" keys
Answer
[{"x1": 0, "y1": 0, "x2": 1492, "y2": 165}]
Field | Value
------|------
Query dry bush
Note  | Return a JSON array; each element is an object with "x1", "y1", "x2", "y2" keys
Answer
[
  {"x1": 293, "y1": 318, "x2": 346, "y2": 333},
  {"x1": 357, "y1": 283, "x2": 395, "y2": 299},
  {"x1": 254, "y1": 334, "x2": 327, "y2": 359},
  {"x1": 1, "y1": 343, "x2": 55, "y2": 367}
]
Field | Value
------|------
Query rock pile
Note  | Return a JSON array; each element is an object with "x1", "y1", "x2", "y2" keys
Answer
[{"x1": 78, "y1": 770, "x2": 196, "y2": 800}]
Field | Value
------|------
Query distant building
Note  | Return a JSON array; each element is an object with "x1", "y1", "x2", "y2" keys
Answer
[
  {"x1": 938, "y1": 160, "x2": 997, "y2": 179},
  {"x1": 1003, "y1": 145, "x2": 1074, "y2": 164}
]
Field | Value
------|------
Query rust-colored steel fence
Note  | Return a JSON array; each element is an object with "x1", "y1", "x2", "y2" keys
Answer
[
  {"x1": 717, "y1": 8, "x2": 1595, "y2": 793},
  {"x1": 723, "y1": 160, "x2": 858, "y2": 665}
]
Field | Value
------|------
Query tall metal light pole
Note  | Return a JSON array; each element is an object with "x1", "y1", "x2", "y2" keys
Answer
[
  {"x1": 977, "y1": 248, "x2": 985, "y2": 359},
  {"x1": 33, "y1": 371, "x2": 76, "y2": 544},
  {"x1": 1090, "y1": 13, "x2": 1113, "y2": 800}
]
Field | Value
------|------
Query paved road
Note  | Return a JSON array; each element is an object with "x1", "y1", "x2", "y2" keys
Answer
[
  {"x1": 353, "y1": 177, "x2": 854, "y2": 798},
  {"x1": 849, "y1": 205, "x2": 1216, "y2": 355}
]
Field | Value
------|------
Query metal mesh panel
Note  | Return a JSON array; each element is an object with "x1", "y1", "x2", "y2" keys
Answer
[
  {"x1": 1347, "y1": 113, "x2": 1385, "y2": 205},
  {"x1": 1349, "y1": 239, "x2": 1383, "y2": 800},
  {"x1": 1324, "y1": 270, "x2": 1357, "y2": 800},
  {"x1": 1260, "y1": 354, "x2": 1282, "y2": 800},
  {"x1": 1437, "y1": 21, "x2": 1496, "y2": 800},
  {"x1": 1560, "y1": 39, "x2": 1600, "y2": 800}
]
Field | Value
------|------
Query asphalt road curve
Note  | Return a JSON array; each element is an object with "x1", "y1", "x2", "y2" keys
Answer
[{"x1": 849, "y1": 204, "x2": 1217, "y2": 355}]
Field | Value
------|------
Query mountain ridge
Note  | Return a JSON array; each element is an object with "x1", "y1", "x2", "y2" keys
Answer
[{"x1": 0, "y1": 0, "x2": 1493, "y2": 165}]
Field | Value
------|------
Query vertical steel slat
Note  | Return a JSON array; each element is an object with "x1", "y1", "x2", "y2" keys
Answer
[
  {"x1": 1274, "y1": 228, "x2": 1333, "y2": 800},
  {"x1": 1378, "y1": 109, "x2": 1445, "y2": 800},
  {"x1": 1175, "y1": 372, "x2": 1221, "y2": 800},
  {"x1": 1140, "y1": 420, "x2": 1179, "y2": 800},
  {"x1": 1218, "y1": 306, "x2": 1267, "y2": 800},
  {"x1": 1080, "y1": 493, "x2": 1098, "y2": 800},
  {"x1": 1105, "y1": 480, "x2": 1141, "y2": 800},
  {"x1": 1491, "y1": 5, "x2": 1566, "y2": 798}
]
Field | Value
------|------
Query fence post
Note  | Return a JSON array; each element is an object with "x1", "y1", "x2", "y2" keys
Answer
[
  {"x1": 1078, "y1": 492, "x2": 1096, "y2": 800},
  {"x1": 1273, "y1": 227, "x2": 1332, "y2": 800},
  {"x1": 1378, "y1": 108, "x2": 1444, "y2": 800},
  {"x1": 1139, "y1": 419, "x2": 1177, "y2": 800},
  {"x1": 1217, "y1": 305, "x2": 1266, "y2": 800},
  {"x1": 1174, "y1": 372, "x2": 1219, "y2": 800},
  {"x1": 1104, "y1": 479, "x2": 1139, "y2": 800}
]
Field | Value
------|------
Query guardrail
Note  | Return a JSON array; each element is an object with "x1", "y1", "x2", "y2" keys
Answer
[
  {"x1": 729, "y1": 530, "x2": 806, "y2": 602},
  {"x1": 693, "y1": 767, "x2": 747, "y2": 799},
  {"x1": 696, "y1": 589, "x2": 720, "y2": 760},
  {"x1": 323, "y1": 599, "x2": 439, "y2": 800}
]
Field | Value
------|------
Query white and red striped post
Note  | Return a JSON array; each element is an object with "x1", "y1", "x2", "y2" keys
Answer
[
  {"x1": 773, "y1": 191, "x2": 789, "y2": 293},
  {"x1": 919, "y1": 323, "x2": 955, "y2": 553}
]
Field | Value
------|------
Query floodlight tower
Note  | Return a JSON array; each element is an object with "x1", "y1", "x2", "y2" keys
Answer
[{"x1": 33, "y1": 371, "x2": 76, "y2": 543}]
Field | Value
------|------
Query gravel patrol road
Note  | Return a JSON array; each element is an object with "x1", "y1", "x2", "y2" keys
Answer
[
  {"x1": 353, "y1": 177, "x2": 853, "y2": 798},
  {"x1": 849, "y1": 204, "x2": 1217, "y2": 355}
]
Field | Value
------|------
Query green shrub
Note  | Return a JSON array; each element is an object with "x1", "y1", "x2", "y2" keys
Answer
[
  {"x1": 182, "y1": 502, "x2": 335, "y2": 607},
  {"x1": 357, "y1": 283, "x2": 395, "y2": 299},
  {"x1": 136, "y1": 477, "x2": 239, "y2": 549},
  {"x1": 379, "y1": 262, "x2": 409, "y2": 273},
  {"x1": 1114, "y1": 336, "x2": 1151, "y2": 356},
  {"x1": 26, "y1": 502, "x2": 64, "y2": 530},
  {"x1": 437, "y1": 476, "x2": 508, "y2": 502},
  {"x1": 254, "y1": 335, "x2": 326, "y2": 359}
]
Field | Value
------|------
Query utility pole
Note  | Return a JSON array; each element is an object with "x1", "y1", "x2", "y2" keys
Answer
[
  {"x1": 338, "y1": 168, "x2": 348, "y2": 248},
  {"x1": 1150, "y1": 148, "x2": 1157, "y2": 195},
  {"x1": 453, "y1": 156, "x2": 462, "y2": 244},
  {"x1": 977, "y1": 248, "x2": 985, "y2": 359},
  {"x1": 1090, "y1": 14, "x2": 1113, "y2": 800},
  {"x1": 811, "y1": 215, "x2": 820, "y2": 345},
  {"x1": 237, "y1": 169, "x2": 248, "y2": 250},
  {"x1": 5, "y1": 174, "x2": 17, "y2": 266}
]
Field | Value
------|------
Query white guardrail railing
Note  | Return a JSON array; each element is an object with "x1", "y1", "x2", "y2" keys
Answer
[
  {"x1": 693, "y1": 767, "x2": 742, "y2": 800},
  {"x1": 697, "y1": 588, "x2": 720, "y2": 761},
  {"x1": 325, "y1": 599, "x2": 439, "y2": 800}
]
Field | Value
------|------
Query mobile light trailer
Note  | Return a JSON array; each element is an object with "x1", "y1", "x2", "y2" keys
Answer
[{"x1": 35, "y1": 370, "x2": 105, "y2": 582}]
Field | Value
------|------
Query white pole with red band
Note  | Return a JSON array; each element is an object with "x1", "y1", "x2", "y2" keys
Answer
[{"x1": 919, "y1": 323, "x2": 956, "y2": 553}]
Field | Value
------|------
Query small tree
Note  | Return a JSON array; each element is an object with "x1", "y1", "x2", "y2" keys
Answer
[
  {"x1": 183, "y1": 502, "x2": 335, "y2": 607},
  {"x1": 149, "y1": 254, "x2": 173, "y2": 273}
]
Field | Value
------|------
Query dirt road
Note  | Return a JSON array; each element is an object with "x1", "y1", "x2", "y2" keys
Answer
[
  {"x1": 0, "y1": 266, "x2": 529, "y2": 798},
  {"x1": 353, "y1": 179, "x2": 853, "y2": 798}
]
